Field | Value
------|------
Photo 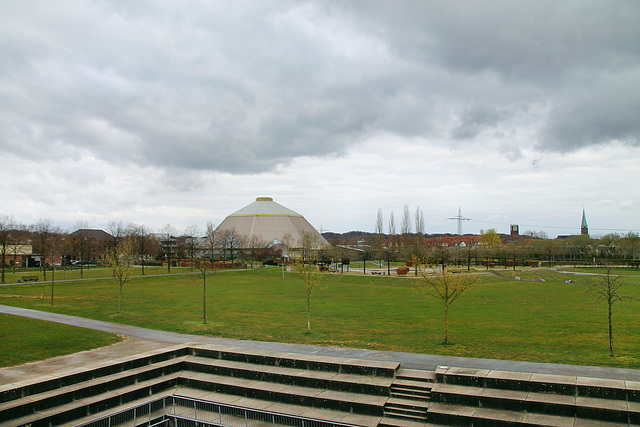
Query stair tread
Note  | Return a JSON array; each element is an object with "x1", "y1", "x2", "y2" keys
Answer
[
  {"x1": 185, "y1": 354, "x2": 394, "y2": 387},
  {"x1": 387, "y1": 397, "x2": 430, "y2": 409},
  {"x1": 385, "y1": 408, "x2": 428, "y2": 416},
  {"x1": 174, "y1": 388, "x2": 383, "y2": 427},
  {"x1": 195, "y1": 345, "x2": 400, "y2": 376},
  {"x1": 180, "y1": 371, "x2": 389, "y2": 406},
  {"x1": 431, "y1": 382, "x2": 631, "y2": 409},
  {"x1": 380, "y1": 415, "x2": 448, "y2": 427},
  {"x1": 396, "y1": 369, "x2": 435, "y2": 382},
  {"x1": 394, "y1": 379, "x2": 433, "y2": 389},
  {"x1": 427, "y1": 402, "x2": 627, "y2": 427},
  {"x1": 391, "y1": 392, "x2": 430, "y2": 399},
  {"x1": 0, "y1": 375, "x2": 180, "y2": 427},
  {"x1": 0, "y1": 357, "x2": 185, "y2": 414},
  {"x1": 392, "y1": 389, "x2": 431, "y2": 395}
]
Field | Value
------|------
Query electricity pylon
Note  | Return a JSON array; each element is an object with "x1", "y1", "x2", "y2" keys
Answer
[{"x1": 448, "y1": 207, "x2": 471, "y2": 242}]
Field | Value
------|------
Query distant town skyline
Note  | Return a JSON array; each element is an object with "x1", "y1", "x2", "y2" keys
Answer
[{"x1": 1, "y1": 1, "x2": 638, "y2": 237}]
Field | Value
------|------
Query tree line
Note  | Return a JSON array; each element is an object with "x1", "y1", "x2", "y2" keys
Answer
[{"x1": 0, "y1": 215, "x2": 287, "y2": 284}]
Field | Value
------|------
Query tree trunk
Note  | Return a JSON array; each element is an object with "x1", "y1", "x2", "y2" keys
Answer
[
  {"x1": 119, "y1": 279, "x2": 123, "y2": 314},
  {"x1": 444, "y1": 304, "x2": 449, "y2": 344},
  {"x1": 608, "y1": 302, "x2": 614, "y2": 357},
  {"x1": 203, "y1": 277, "x2": 207, "y2": 324},
  {"x1": 307, "y1": 294, "x2": 311, "y2": 334},
  {"x1": 50, "y1": 268, "x2": 55, "y2": 306}
]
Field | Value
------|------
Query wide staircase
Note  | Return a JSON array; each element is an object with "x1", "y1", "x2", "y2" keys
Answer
[
  {"x1": 0, "y1": 344, "x2": 399, "y2": 427},
  {"x1": 1, "y1": 345, "x2": 638, "y2": 426}
]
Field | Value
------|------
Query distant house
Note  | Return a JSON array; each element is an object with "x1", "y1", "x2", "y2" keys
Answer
[
  {"x1": 1, "y1": 244, "x2": 34, "y2": 268},
  {"x1": 424, "y1": 235, "x2": 480, "y2": 248},
  {"x1": 66, "y1": 229, "x2": 114, "y2": 263}
]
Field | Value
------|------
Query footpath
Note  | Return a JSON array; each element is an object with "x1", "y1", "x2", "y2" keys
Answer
[{"x1": 1, "y1": 304, "x2": 639, "y2": 383}]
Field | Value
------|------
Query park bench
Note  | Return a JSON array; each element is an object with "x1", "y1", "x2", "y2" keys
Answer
[{"x1": 18, "y1": 276, "x2": 39, "y2": 282}]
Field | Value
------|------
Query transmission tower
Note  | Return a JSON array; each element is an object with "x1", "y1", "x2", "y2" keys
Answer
[{"x1": 448, "y1": 207, "x2": 471, "y2": 237}]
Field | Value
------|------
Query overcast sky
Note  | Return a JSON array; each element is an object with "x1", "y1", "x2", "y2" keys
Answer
[{"x1": 1, "y1": 1, "x2": 639, "y2": 238}]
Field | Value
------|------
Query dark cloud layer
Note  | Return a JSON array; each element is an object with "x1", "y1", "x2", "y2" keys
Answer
[{"x1": 1, "y1": 0, "x2": 638, "y2": 175}]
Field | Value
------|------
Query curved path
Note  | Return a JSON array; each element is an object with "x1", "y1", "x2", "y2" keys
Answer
[{"x1": 1, "y1": 304, "x2": 639, "y2": 381}]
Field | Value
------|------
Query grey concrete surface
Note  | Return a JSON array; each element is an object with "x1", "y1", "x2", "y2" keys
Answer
[{"x1": 1, "y1": 304, "x2": 639, "y2": 382}]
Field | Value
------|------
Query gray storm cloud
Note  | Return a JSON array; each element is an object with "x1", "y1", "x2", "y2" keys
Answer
[{"x1": 1, "y1": 0, "x2": 639, "y2": 174}]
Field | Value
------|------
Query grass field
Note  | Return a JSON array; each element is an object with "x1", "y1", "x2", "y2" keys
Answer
[
  {"x1": 0, "y1": 266, "x2": 639, "y2": 369},
  {"x1": 0, "y1": 314, "x2": 121, "y2": 367},
  {"x1": 1, "y1": 265, "x2": 195, "y2": 283}
]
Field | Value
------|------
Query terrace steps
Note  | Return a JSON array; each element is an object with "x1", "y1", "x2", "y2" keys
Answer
[
  {"x1": 0, "y1": 344, "x2": 399, "y2": 426},
  {"x1": 428, "y1": 366, "x2": 640, "y2": 426},
  {"x1": 2, "y1": 345, "x2": 639, "y2": 427},
  {"x1": 382, "y1": 369, "x2": 434, "y2": 425}
]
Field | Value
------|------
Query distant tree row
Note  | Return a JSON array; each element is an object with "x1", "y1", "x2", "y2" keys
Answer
[{"x1": 0, "y1": 214, "x2": 291, "y2": 284}]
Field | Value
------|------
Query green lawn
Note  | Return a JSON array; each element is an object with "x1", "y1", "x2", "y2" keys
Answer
[
  {"x1": 0, "y1": 265, "x2": 196, "y2": 283},
  {"x1": 0, "y1": 267, "x2": 638, "y2": 369},
  {"x1": 0, "y1": 314, "x2": 121, "y2": 367}
]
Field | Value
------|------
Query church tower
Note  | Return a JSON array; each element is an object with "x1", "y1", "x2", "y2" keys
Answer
[{"x1": 581, "y1": 209, "x2": 589, "y2": 236}]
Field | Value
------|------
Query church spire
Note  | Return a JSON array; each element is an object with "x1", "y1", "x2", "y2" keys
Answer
[{"x1": 581, "y1": 208, "x2": 589, "y2": 236}]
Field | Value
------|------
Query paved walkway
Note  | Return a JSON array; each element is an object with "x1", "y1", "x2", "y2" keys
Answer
[{"x1": 2, "y1": 304, "x2": 639, "y2": 382}]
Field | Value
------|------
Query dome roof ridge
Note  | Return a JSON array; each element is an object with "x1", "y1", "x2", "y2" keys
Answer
[{"x1": 228, "y1": 197, "x2": 302, "y2": 217}]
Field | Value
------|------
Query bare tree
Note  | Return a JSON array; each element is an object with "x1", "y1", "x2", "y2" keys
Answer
[
  {"x1": 415, "y1": 206, "x2": 425, "y2": 236},
  {"x1": 376, "y1": 209, "x2": 384, "y2": 235},
  {"x1": 295, "y1": 260, "x2": 323, "y2": 334},
  {"x1": 586, "y1": 266, "x2": 637, "y2": 357},
  {"x1": 73, "y1": 221, "x2": 89, "y2": 278},
  {"x1": 105, "y1": 238, "x2": 136, "y2": 314},
  {"x1": 301, "y1": 231, "x2": 319, "y2": 262},
  {"x1": 107, "y1": 220, "x2": 126, "y2": 253},
  {"x1": 246, "y1": 234, "x2": 267, "y2": 268},
  {"x1": 159, "y1": 224, "x2": 178, "y2": 273},
  {"x1": 129, "y1": 223, "x2": 152, "y2": 275},
  {"x1": 32, "y1": 218, "x2": 55, "y2": 280},
  {"x1": 204, "y1": 222, "x2": 219, "y2": 263},
  {"x1": 388, "y1": 211, "x2": 396, "y2": 237},
  {"x1": 0, "y1": 215, "x2": 16, "y2": 284},
  {"x1": 184, "y1": 225, "x2": 202, "y2": 271},
  {"x1": 401, "y1": 204, "x2": 411, "y2": 235},
  {"x1": 220, "y1": 229, "x2": 239, "y2": 263},
  {"x1": 194, "y1": 258, "x2": 215, "y2": 324},
  {"x1": 414, "y1": 267, "x2": 477, "y2": 344}
]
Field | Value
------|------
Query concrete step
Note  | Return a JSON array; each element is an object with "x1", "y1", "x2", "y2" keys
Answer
[
  {"x1": 427, "y1": 402, "x2": 629, "y2": 427},
  {"x1": 384, "y1": 399, "x2": 429, "y2": 424},
  {"x1": 396, "y1": 369, "x2": 435, "y2": 383},
  {"x1": 379, "y1": 415, "x2": 451, "y2": 427},
  {"x1": 0, "y1": 344, "x2": 187, "y2": 404},
  {"x1": 390, "y1": 390, "x2": 431, "y2": 402},
  {"x1": 386, "y1": 397, "x2": 429, "y2": 411},
  {"x1": 394, "y1": 378, "x2": 434, "y2": 390},
  {"x1": 175, "y1": 387, "x2": 383, "y2": 427},
  {"x1": 190, "y1": 345, "x2": 400, "y2": 378},
  {"x1": 178, "y1": 370, "x2": 389, "y2": 416},
  {"x1": 436, "y1": 366, "x2": 638, "y2": 402},
  {"x1": 431, "y1": 382, "x2": 634, "y2": 423},
  {"x1": 385, "y1": 406, "x2": 428, "y2": 419},
  {"x1": 184, "y1": 354, "x2": 393, "y2": 396},
  {"x1": 0, "y1": 357, "x2": 184, "y2": 421},
  {"x1": 0, "y1": 373, "x2": 180, "y2": 427}
]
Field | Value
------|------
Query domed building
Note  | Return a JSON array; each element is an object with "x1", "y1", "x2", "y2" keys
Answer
[{"x1": 215, "y1": 197, "x2": 331, "y2": 257}]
